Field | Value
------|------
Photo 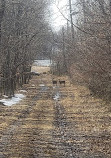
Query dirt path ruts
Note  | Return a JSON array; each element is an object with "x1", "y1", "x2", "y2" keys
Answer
[
  {"x1": 0, "y1": 86, "x2": 45, "y2": 157},
  {"x1": 0, "y1": 73, "x2": 110, "y2": 158},
  {"x1": 52, "y1": 85, "x2": 110, "y2": 158}
]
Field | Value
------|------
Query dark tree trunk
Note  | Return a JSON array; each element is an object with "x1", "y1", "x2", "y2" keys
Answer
[{"x1": 0, "y1": 0, "x2": 5, "y2": 43}]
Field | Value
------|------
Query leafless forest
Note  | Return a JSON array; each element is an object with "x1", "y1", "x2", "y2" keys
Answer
[
  {"x1": 0, "y1": 0, "x2": 111, "y2": 157},
  {"x1": 0, "y1": 0, "x2": 111, "y2": 100},
  {"x1": 0, "y1": 0, "x2": 51, "y2": 96},
  {"x1": 52, "y1": 0, "x2": 111, "y2": 101}
]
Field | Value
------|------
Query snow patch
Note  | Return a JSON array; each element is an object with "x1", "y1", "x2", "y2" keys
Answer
[
  {"x1": 0, "y1": 94, "x2": 25, "y2": 106},
  {"x1": 39, "y1": 84, "x2": 45, "y2": 87},
  {"x1": 53, "y1": 92, "x2": 60, "y2": 101},
  {"x1": 3, "y1": 95, "x2": 8, "y2": 98},
  {"x1": 19, "y1": 90, "x2": 27, "y2": 93}
]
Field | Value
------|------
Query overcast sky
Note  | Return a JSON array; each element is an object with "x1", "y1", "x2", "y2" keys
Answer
[
  {"x1": 50, "y1": 0, "x2": 68, "y2": 30},
  {"x1": 49, "y1": 0, "x2": 78, "y2": 31}
]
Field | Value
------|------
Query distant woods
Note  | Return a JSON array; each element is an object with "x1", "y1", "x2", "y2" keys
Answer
[
  {"x1": 0, "y1": 0, "x2": 51, "y2": 97},
  {"x1": 51, "y1": 0, "x2": 111, "y2": 100}
]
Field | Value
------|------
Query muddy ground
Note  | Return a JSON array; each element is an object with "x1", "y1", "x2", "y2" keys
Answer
[{"x1": 0, "y1": 68, "x2": 111, "y2": 158}]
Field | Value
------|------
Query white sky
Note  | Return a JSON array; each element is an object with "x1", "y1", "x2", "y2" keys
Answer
[{"x1": 50, "y1": 0, "x2": 68, "y2": 31}]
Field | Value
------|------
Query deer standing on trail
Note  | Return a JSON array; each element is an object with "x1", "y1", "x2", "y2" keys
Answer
[
  {"x1": 59, "y1": 79, "x2": 65, "y2": 87},
  {"x1": 52, "y1": 79, "x2": 57, "y2": 86}
]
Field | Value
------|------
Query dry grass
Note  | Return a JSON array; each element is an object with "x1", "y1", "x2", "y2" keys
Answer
[
  {"x1": 59, "y1": 80, "x2": 111, "y2": 132},
  {"x1": 31, "y1": 66, "x2": 50, "y2": 73},
  {"x1": 6, "y1": 99, "x2": 54, "y2": 157},
  {"x1": 56, "y1": 75, "x2": 111, "y2": 156},
  {"x1": 0, "y1": 71, "x2": 55, "y2": 157},
  {"x1": 0, "y1": 71, "x2": 110, "y2": 157}
]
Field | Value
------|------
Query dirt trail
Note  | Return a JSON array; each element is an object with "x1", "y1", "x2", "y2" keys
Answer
[{"x1": 0, "y1": 72, "x2": 111, "y2": 158}]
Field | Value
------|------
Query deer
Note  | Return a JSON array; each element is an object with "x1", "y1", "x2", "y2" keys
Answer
[
  {"x1": 52, "y1": 79, "x2": 57, "y2": 86},
  {"x1": 59, "y1": 79, "x2": 65, "y2": 87}
]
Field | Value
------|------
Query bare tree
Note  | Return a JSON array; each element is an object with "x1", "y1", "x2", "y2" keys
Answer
[{"x1": 0, "y1": 0, "x2": 51, "y2": 97}]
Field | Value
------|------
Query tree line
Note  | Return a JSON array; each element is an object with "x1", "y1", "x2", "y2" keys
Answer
[
  {"x1": 0, "y1": 0, "x2": 51, "y2": 97},
  {"x1": 52, "y1": 0, "x2": 111, "y2": 100},
  {"x1": 1, "y1": 0, "x2": 111, "y2": 101}
]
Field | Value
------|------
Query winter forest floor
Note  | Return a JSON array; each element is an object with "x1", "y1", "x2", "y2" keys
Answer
[{"x1": 0, "y1": 66, "x2": 111, "y2": 158}]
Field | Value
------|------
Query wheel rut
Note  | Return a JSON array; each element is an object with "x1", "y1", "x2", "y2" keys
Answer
[
  {"x1": 0, "y1": 74, "x2": 110, "y2": 158},
  {"x1": 53, "y1": 101, "x2": 75, "y2": 158}
]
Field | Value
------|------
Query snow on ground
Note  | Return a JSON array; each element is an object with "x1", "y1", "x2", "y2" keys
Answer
[
  {"x1": 53, "y1": 92, "x2": 60, "y2": 101},
  {"x1": 19, "y1": 90, "x2": 27, "y2": 93},
  {"x1": 2, "y1": 95, "x2": 8, "y2": 98},
  {"x1": 33, "y1": 60, "x2": 51, "y2": 67},
  {"x1": 39, "y1": 84, "x2": 45, "y2": 87},
  {"x1": 0, "y1": 94, "x2": 25, "y2": 106}
]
